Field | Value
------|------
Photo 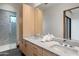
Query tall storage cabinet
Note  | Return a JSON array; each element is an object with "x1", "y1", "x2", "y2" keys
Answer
[
  {"x1": 23, "y1": 4, "x2": 35, "y2": 38},
  {"x1": 34, "y1": 8, "x2": 43, "y2": 35},
  {"x1": 19, "y1": 4, "x2": 43, "y2": 55},
  {"x1": 23, "y1": 4, "x2": 43, "y2": 38}
]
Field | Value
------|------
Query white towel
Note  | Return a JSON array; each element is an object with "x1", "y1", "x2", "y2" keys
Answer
[{"x1": 41, "y1": 34, "x2": 55, "y2": 42}]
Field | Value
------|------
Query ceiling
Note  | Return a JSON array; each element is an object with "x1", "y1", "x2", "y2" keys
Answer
[
  {"x1": 25, "y1": 3, "x2": 42, "y2": 7},
  {"x1": 25, "y1": 3, "x2": 59, "y2": 9}
]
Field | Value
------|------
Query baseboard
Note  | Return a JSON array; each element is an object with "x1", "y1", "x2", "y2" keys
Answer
[{"x1": 0, "y1": 43, "x2": 16, "y2": 52}]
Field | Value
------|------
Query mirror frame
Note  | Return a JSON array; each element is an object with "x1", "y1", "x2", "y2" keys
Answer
[{"x1": 63, "y1": 6, "x2": 79, "y2": 39}]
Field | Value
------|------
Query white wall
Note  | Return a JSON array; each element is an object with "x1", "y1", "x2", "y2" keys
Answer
[
  {"x1": 41, "y1": 3, "x2": 79, "y2": 38},
  {"x1": 0, "y1": 3, "x2": 22, "y2": 46}
]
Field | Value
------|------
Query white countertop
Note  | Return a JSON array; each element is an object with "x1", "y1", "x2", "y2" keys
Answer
[{"x1": 24, "y1": 37, "x2": 79, "y2": 56}]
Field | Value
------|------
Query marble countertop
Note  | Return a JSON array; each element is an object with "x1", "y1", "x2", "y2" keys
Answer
[{"x1": 24, "y1": 37, "x2": 79, "y2": 56}]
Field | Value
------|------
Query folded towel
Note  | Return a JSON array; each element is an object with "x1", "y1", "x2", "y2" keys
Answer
[{"x1": 41, "y1": 34, "x2": 55, "y2": 42}]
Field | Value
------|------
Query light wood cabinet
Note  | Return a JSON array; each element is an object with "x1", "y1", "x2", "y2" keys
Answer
[
  {"x1": 23, "y1": 4, "x2": 35, "y2": 38},
  {"x1": 19, "y1": 39, "x2": 33, "y2": 56},
  {"x1": 19, "y1": 39, "x2": 26, "y2": 54},
  {"x1": 31, "y1": 43, "x2": 43, "y2": 56},
  {"x1": 19, "y1": 39, "x2": 43, "y2": 56},
  {"x1": 24, "y1": 41, "x2": 33, "y2": 56},
  {"x1": 19, "y1": 39, "x2": 58, "y2": 56},
  {"x1": 22, "y1": 4, "x2": 43, "y2": 38},
  {"x1": 24, "y1": 40, "x2": 42, "y2": 56},
  {"x1": 34, "y1": 8, "x2": 43, "y2": 34}
]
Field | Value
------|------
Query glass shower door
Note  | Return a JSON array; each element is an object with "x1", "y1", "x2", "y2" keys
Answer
[
  {"x1": 9, "y1": 16, "x2": 16, "y2": 44},
  {"x1": 0, "y1": 9, "x2": 16, "y2": 52}
]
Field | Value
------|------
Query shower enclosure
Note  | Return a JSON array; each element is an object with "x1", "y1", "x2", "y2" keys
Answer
[{"x1": 0, "y1": 9, "x2": 16, "y2": 47}]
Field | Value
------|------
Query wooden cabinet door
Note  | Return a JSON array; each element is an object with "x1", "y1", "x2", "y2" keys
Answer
[
  {"x1": 23, "y1": 4, "x2": 43, "y2": 37},
  {"x1": 19, "y1": 39, "x2": 26, "y2": 53},
  {"x1": 24, "y1": 41, "x2": 33, "y2": 56},
  {"x1": 43, "y1": 49, "x2": 58, "y2": 56},
  {"x1": 34, "y1": 8, "x2": 43, "y2": 35},
  {"x1": 32, "y1": 44, "x2": 43, "y2": 56},
  {"x1": 22, "y1": 40, "x2": 43, "y2": 56},
  {"x1": 23, "y1": 4, "x2": 35, "y2": 38}
]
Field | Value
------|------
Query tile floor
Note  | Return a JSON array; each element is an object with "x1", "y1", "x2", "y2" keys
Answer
[{"x1": 0, "y1": 48, "x2": 24, "y2": 56}]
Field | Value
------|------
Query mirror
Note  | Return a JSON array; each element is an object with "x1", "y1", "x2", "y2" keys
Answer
[{"x1": 64, "y1": 7, "x2": 79, "y2": 40}]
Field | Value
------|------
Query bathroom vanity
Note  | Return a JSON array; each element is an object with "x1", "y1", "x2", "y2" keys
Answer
[
  {"x1": 19, "y1": 38, "x2": 58, "y2": 56},
  {"x1": 19, "y1": 37, "x2": 79, "y2": 56}
]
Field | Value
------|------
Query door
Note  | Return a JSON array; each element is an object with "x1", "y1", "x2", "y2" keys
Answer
[
  {"x1": 9, "y1": 15, "x2": 16, "y2": 44},
  {"x1": 0, "y1": 9, "x2": 16, "y2": 52}
]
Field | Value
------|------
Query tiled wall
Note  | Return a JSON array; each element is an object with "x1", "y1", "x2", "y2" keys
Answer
[{"x1": 0, "y1": 9, "x2": 16, "y2": 46}]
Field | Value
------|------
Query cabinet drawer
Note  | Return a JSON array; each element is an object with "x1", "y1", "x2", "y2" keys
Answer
[
  {"x1": 32, "y1": 44, "x2": 43, "y2": 56},
  {"x1": 43, "y1": 49, "x2": 57, "y2": 56}
]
